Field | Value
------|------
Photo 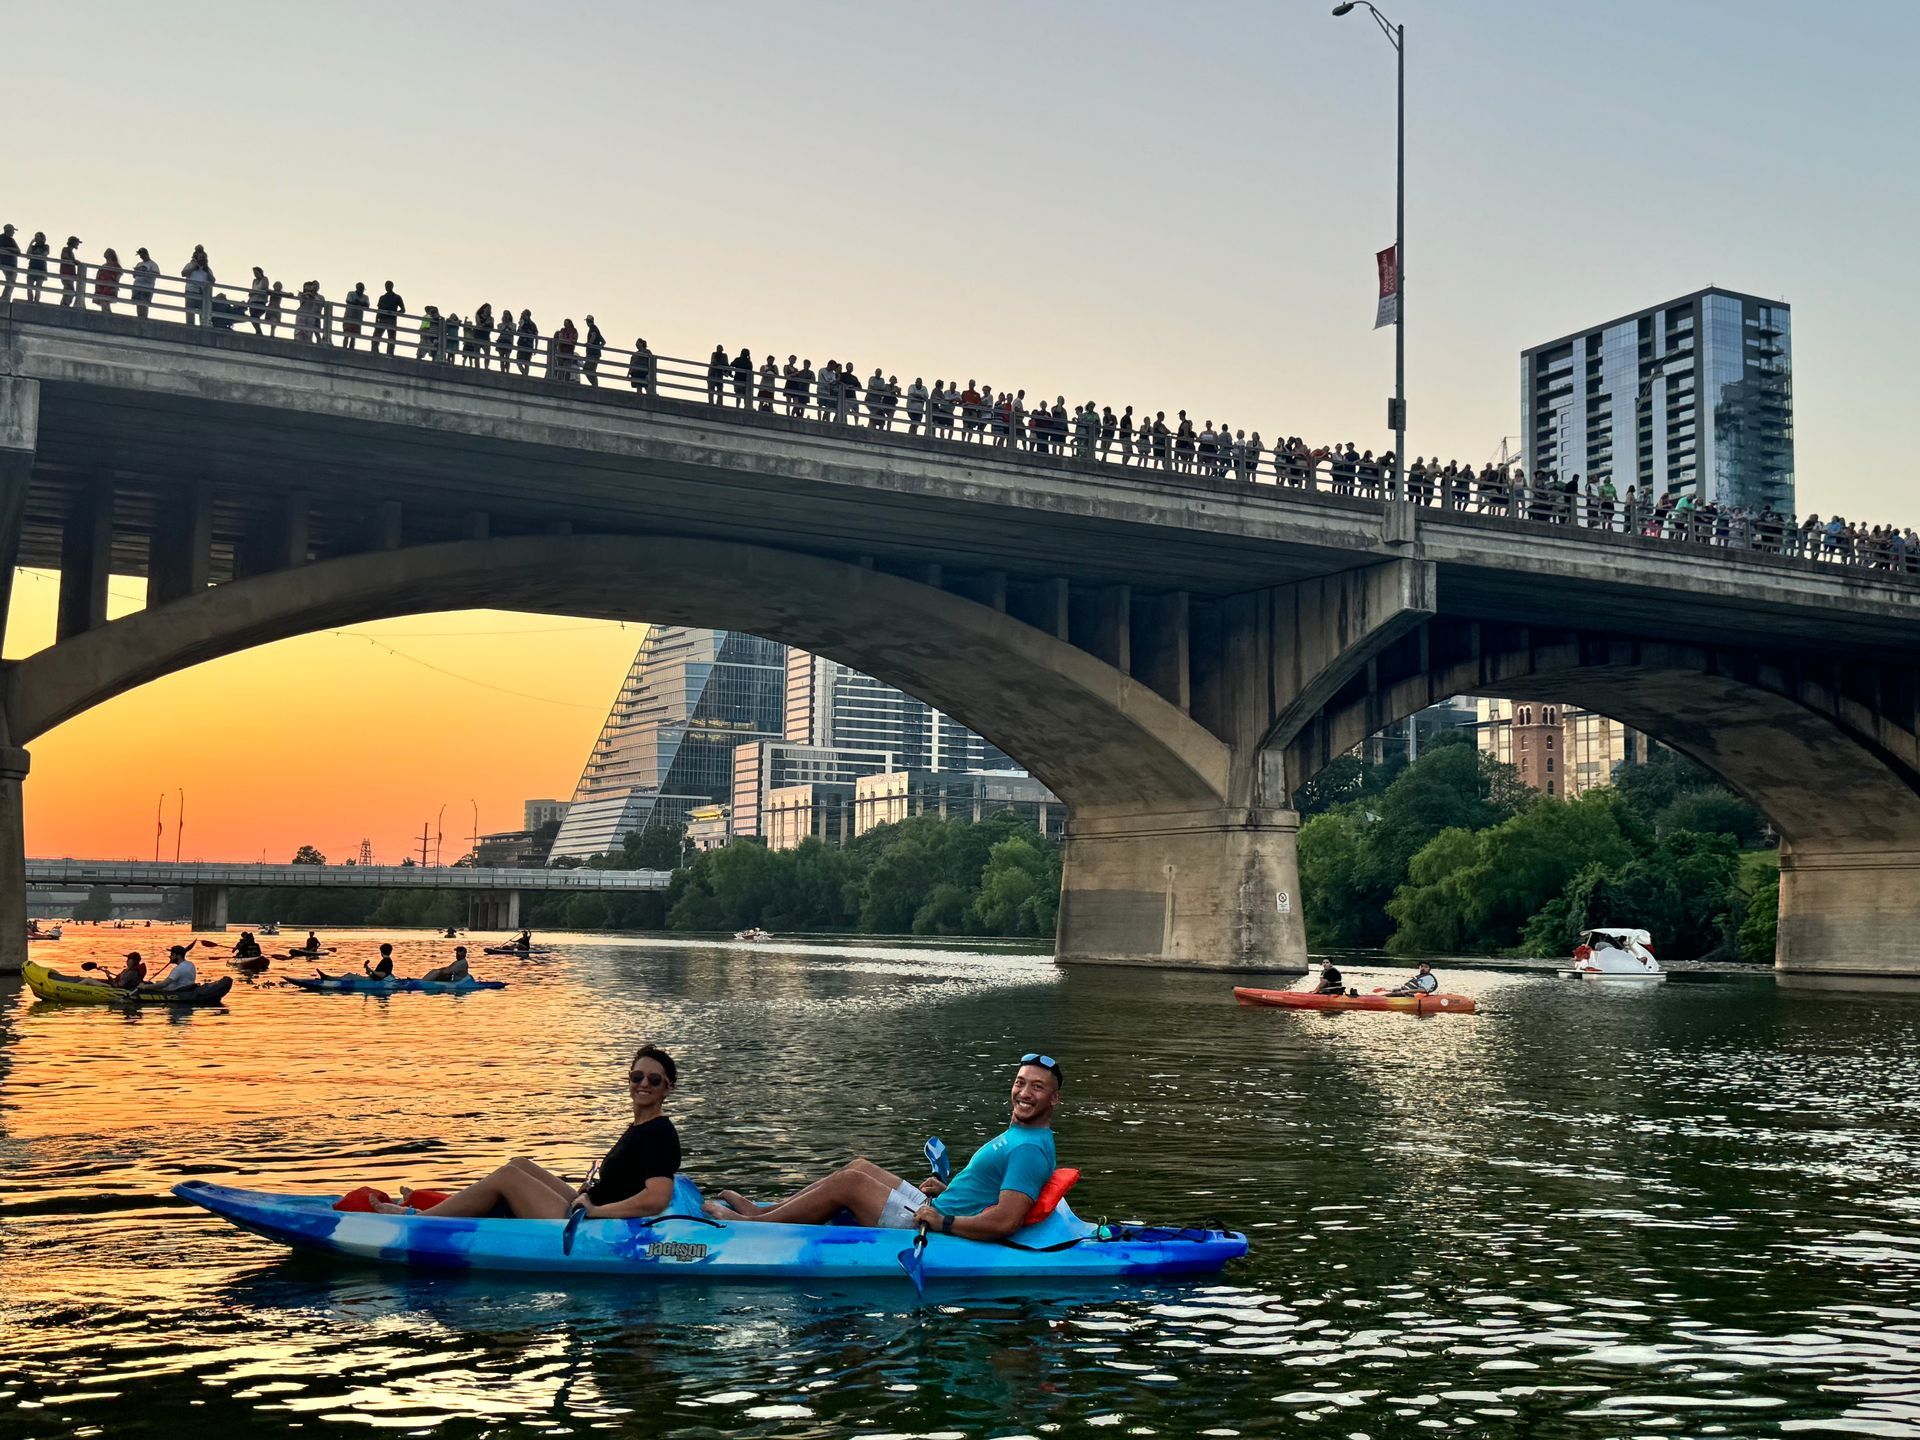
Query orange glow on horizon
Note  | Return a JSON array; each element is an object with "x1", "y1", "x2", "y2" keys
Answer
[{"x1": 7, "y1": 570, "x2": 641, "y2": 864}]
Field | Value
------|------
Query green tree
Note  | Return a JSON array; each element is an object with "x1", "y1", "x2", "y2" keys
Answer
[
  {"x1": 1738, "y1": 866, "x2": 1780, "y2": 964},
  {"x1": 1297, "y1": 744, "x2": 1526, "y2": 948},
  {"x1": 1386, "y1": 790, "x2": 1634, "y2": 955},
  {"x1": 291, "y1": 845, "x2": 326, "y2": 866},
  {"x1": 970, "y1": 835, "x2": 1061, "y2": 937},
  {"x1": 1655, "y1": 788, "x2": 1768, "y2": 849}
]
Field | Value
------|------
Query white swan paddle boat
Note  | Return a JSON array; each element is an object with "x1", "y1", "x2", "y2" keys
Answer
[{"x1": 1561, "y1": 927, "x2": 1664, "y2": 983}]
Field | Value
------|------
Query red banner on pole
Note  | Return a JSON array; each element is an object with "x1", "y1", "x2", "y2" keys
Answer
[{"x1": 1374, "y1": 244, "x2": 1399, "y2": 329}]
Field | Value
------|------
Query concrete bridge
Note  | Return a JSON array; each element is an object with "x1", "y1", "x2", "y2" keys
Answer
[
  {"x1": 23, "y1": 858, "x2": 668, "y2": 932},
  {"x1": 2, "y1": 304, "x2": 1916, "y2": 981}
]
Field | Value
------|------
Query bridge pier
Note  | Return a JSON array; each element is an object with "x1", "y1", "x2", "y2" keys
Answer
[
  {"x1": 1776, "y1": 848, "x2": 1920, "y2": 985},
  {"x1": 1057, "y1": 807, "x2": 1305, "y2": 971},
  {"x1": 0, "y1": 747, "x2": 29, "y2": 975},
  {"x1": 467, "y1": 891, "x2": 522, "y2": 932},
  {"x1": 190, "y1": 884, "x2": 230, "y2": 932}
]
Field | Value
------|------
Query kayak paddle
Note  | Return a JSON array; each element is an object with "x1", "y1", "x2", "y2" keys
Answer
[
  {"x1": 895, "y1": 1137, "x2": 951, "y2": 1298},
  {"x1": 562, "y1": 1160, "x2": 601, "y2": 1256}
]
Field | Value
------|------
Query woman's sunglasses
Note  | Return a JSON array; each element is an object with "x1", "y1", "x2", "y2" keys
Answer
[{"x1": 628, "y1": 1071, "x2": 668, "y2": 1089}]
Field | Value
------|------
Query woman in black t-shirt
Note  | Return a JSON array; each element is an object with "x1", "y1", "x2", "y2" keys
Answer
[{"x1": 387, "y1": 1045, "x2": 683, "y2": 1220}]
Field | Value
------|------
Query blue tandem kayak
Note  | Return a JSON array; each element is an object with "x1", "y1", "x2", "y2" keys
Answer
[
  {"x1": 283, "y1": 975, "x2": 506, "y2": 994},
  {"x1": 172, "y1": 1176, "x2": 1246, "y2": 1281}
]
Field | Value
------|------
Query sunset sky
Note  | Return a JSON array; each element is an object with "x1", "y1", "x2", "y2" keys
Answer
[{"x1": 5, "y1": 0, "x2": 1916, "y2": 860}]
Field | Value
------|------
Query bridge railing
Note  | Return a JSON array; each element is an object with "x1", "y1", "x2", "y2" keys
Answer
[
  {"x1": 7, "y1": 239, "x2": 1915, "y2": 578},
  {"x1": 22, "y1": 859, "x2": 669, "y2": 890}
]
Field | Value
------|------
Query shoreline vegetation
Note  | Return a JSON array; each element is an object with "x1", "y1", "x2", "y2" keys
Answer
[{"x1": 234, "y1": 739, "x2": 1776, "y2": 961}]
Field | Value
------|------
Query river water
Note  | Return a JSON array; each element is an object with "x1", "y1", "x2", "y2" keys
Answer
[{"x1": 4, "y1": 928, "x2": 1920, "y2": 1438}]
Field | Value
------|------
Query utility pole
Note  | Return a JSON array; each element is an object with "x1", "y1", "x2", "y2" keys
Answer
[
  {"x1": 175, "y1": 789, "x2": 185, "y2": 862},
  {"x1": 417, "y1": 822, "x2": 431, "y2": 868}
]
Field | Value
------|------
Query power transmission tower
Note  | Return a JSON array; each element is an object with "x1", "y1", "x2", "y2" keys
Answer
[{"x1": 358, "y1": 837, "x2": 374, "y2": 867}]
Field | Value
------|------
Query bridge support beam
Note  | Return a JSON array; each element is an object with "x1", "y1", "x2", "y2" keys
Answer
[
  {"x1": 1776, "y1": 848, "x2": 1920, "y2": 986},
  {"x1": 0, "y1": 377, "x2": 39, "y2": 635},
  {"x1": 466, "y1": 891, "x2": 522, "y2": 932},
  {"x1": 190, "y1": 884, "x2": 230, "y2": 932},
  {"x1": 1057, "y1": 806, "x2": 1304, "y2": 971},
  {"x1": 0, "y1": 747, "x2": 29, "y2": 975}
]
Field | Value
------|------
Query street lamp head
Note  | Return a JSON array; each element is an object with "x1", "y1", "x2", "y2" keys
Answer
[{"x1": 1331, "y1": 2, "x2": 1356, "y2": 12}]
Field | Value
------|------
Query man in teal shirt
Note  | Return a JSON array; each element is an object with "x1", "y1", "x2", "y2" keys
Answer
[{"x1": 706, "y1": 1054, "x2": 1063, "y2": 1241}]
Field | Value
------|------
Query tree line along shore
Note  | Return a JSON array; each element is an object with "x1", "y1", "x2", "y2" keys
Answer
[{"x1": 227, "y1": 740, "x2": 1774, "y2": 961}]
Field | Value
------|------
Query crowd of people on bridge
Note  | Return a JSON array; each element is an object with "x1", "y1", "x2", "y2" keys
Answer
[{"x1": 4, "y1": 220, "x2": 1913, "y2": 576}]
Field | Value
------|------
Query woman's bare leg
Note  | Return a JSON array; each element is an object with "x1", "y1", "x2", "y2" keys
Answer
[
  {"x1": 509, "y1": 1157, "x2": 577, "y2": 1200},
  {"x1": 404, "y1": 1162, "x2": 573, "y2": 1219}
]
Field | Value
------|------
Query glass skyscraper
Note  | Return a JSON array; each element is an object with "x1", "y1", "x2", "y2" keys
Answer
[
  {"x1": 1522, "y1": 287, "x2": 1793, "y2": 514},
  {"x1": 549, "y1": 627, "x2": 786, "y2": 860},
  {"x1": 784, "y1": 649, "x2": 1014, "y2": 773}
]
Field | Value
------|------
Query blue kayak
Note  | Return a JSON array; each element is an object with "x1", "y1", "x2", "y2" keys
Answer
[
  {"x1": 284, "y1": 975, "x2": 506, "y2": 994},
  {"x1": 172, "y1": 1176, "x2": 1246, "y2": 1281}
]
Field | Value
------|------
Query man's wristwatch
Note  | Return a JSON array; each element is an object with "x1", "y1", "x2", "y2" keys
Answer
[{"x1": 940, "y1": 1213, "x2": 955, "y2": 1236}]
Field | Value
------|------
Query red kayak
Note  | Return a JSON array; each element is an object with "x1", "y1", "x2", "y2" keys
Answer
[{"x1": 1234, "y1": 986, "x2": 1476, "y2": 1015}]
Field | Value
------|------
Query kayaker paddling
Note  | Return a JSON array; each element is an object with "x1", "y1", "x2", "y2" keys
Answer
[
  {"x1": 232, "y1": 932, "x2": 263, "y2": 960},
  {"x1": 365, "y1": 944, "x2": 396, "y2": 980},
  {"x1": 376, "y1": 1044, "x2": 682, "y2": 1220},
  {"x1": 154, "y1": 944, "x2": 199, "y2": 992},
  {"x1": 97, "y1": 950, "x2": 147, "y2": 991},
  {"x1": 1312, "y1": 960, "x2": 1346, "y2": 996},
  {"x1": 707, "y1": 1053, "x2": 1063, "y2": 1241}
]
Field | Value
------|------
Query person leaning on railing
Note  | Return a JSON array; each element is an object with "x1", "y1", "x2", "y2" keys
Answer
[{"x1": 10, "y1": 228, "x2": 1919, "y2": 578}]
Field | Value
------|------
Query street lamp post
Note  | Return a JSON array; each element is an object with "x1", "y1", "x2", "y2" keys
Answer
[
  {"x1": 469, "y1": 799, "x2": 478, "y2": 865},
  {"x1": 1332, "y1": 1, "x2": 1405, "y2": 505},
  {"x1": 435, "y1": 803, "x2": 446, "y2": 867}
]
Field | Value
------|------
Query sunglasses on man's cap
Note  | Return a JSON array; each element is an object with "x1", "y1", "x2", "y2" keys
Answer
[{"x1": 1019, "y1": 1052, "x2": 1064, "y2": 1085}]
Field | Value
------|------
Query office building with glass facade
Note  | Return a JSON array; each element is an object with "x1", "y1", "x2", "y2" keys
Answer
[
  {"x1": 785, "y1": 649, "x2": 1015, "y2": 773},
  {"x1": 549, "y1": 627, "x2": 786, "y2": 860},
  {"x1": 730, "y1": 740, "x2": 898, "y2": 841},
  {"x1": 1522, "y1": 287, "x2": 1793, "y2": 514}
]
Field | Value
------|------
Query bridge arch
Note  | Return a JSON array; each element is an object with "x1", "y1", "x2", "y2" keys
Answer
[
  {"x1": 4, "y1": 534, "x2": 1230, "y2": 816},
  {"x1": 1278, "y1": 620, "x2": 1920, "y2": 978}
]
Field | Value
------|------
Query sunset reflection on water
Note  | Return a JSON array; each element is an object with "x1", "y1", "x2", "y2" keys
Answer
[{"x1": 6, "y1": 930, "x2": 1920, "y2": 1436}]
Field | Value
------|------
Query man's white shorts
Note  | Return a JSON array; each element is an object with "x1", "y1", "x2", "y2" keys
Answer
[{"x1": 877, "y1": 1180, "x2": 930, "y2": 1229}]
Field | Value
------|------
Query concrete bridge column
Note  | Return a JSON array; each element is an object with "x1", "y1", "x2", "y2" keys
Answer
[
  {"x1": 1777, "y1": 847, "x2": 1920, "y2": 985},
  {"x1": 1058, "y1": 805, "x2": 1304, "y2": 970},
  {"x1": 190, "y1": 884, "x2": 230, "y2": 932},
  {"x1": 0, "y1": 747, "x2": 29, "y2": 976}
]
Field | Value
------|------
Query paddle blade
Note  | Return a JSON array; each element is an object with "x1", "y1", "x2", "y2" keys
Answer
[
  {"x1": 925, "y1": 1136, "x2": 951, "y2": 1183},
  {"x1": 562, "y1": 1203, "x2": 587, "y2": 1256},
  {"x1": 895, "y1": 1229, "x2": 928, "y2": 1299}
]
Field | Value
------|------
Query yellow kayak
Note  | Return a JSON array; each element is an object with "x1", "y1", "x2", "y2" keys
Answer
[{"x1": 23, "y1": 959, "x2": 234, "y2": 1006}]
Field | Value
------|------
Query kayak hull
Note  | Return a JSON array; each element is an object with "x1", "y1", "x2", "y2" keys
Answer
[
  {"x1": 172, "y1": 1178, "x2": 1245, "y2": 1282},
  {"x1": 285, "y1": 975, "x2": 506, "y2": 994},
  {"x1": 23, "y1": 959, "x2": 233, "y2": 1007},
  {"x1": 1234, "y1": 986, "x2": 1476, "y2": 1015},
  {"x1": 483, "y1": 945, "x2": 553, "y2": 956}
]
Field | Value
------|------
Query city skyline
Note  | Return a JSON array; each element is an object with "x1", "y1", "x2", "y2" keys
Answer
[{"x1": 5, "y1": 0, "x2": 1916, "y2": 860}]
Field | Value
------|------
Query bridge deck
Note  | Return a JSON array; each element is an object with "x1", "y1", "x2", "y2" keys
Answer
[{"x1": 3, "y1": 306, "x2": 1916, "y2": 660}]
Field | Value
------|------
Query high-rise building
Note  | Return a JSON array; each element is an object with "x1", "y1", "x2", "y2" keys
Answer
[
  {"x1": 784, "y1": 649, "x2": 1015, "y2": 772},
  {"x1": 731, "y1": 740, "x2": 897, "y2": 841},
  {"x1": 1476, "y1": 699, "x2": 1651, "y2": 799},
  {"x1": 523, "y1": 798, "x2": 570, "y2": 830},
  {"x1": 854, "y1": 770, "x2": 1064, "y2": 838},
  {"x1": 1522, "y1": 287, "x2": 1793, "y2": 514},
  {"x1": 549, "y1": 627, "x2": 786, "y2": 860}
]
